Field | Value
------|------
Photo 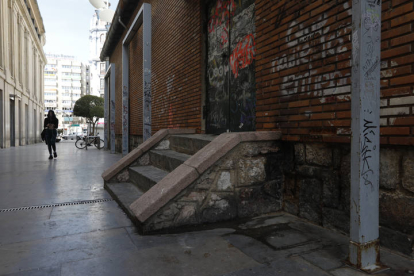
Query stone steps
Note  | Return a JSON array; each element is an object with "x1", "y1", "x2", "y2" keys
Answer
[
  {"x1": 104, "y1": 134, "x2": 216, "y2": 228},
  {"x1": 129, "y1": 165, "x2": 169, "y2": 192},
  {"x1": 104, "y1": 182, "x2": 144, "y2": 224},
  {"x1": 149, "y1": 149, "x2": 191, "y2": 172},
  {"x1": 168, "y1": 134, "x2": 215, "y2": 155}
]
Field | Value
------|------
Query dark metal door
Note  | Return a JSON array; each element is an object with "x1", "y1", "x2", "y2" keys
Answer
[
  {"x1": 10, "y1": 99, "x2": 15, "y2": 147},
  {"x1": 206, "y1": 0, "x2": 256, "y2": 134}
]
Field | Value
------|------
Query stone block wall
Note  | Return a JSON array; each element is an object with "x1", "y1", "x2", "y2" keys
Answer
[
  {"x1": 284, "y1": 142, "x2": 414, "y2": 257},
  {"x1": 143, "y1": 141, "x2": 289, "y2": 232}
]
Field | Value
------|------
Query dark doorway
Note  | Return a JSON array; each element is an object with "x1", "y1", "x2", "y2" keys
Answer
[
  {"x1": 205, "y1": 0, "x2": 256, "y2": 134},
  {"x1": 10, "y1": 99, "x2": 15, "y2": 147},
  {"x1": 25, "y1": 104, "x2": 28, "y2": 145},
  {"x1": 33, "y1": 109, "x2": 37, "y2": 143}
]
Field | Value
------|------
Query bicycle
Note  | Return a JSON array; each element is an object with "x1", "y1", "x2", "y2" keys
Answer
[{"x1": 75, "y1": 132, "x2": 104, "y2": 150}]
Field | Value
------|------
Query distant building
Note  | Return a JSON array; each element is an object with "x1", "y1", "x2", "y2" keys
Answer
[
  {"x1": 0, "y1": 0, "x2": 47, "y2": 148},
  {"x1": 44, "y1": 54, "x2": 87, "y2": 135},
  {"x1": 89, "y1": 11, "x2": 108, "y2": 98},
  {"x1": 81, "y1": 63, "x2": 90, "y2": 97}
]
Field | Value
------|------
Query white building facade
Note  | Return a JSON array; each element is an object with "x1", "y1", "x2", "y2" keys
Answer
[
  {"x1": 44, "y1": 54, "x2": 88, "y2": 135},
  {"x1": 0, "y1": 0, "x2": 47, "y2": 148},
  {"x1": 89, "y1": 11, "x2": 108, "y2": 98}
]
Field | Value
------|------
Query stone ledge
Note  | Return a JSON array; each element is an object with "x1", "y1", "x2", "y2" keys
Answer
[
  {"x1": 102, "y1": 129, "x2": 196, "y2": 181},
  {"x1": 130, "y1": 164, "x2": 199, "y2": 222},
  {"x1": 184, "y1": 131, "x2": 282, "y2": 175},
  {"x1": 184, "y1": 133, "x2": 241, "y2": 174}
]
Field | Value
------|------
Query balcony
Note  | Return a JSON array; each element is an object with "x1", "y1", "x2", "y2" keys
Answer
[
  {"x1": 45, "y1": 95, "x2": 56, "y2": 100},
  {"x1": 45, "y1": 103, "x2": 57, "y2": 108}
]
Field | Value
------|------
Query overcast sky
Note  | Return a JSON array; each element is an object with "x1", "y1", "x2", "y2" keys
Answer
[{"x1": 38, "y1": 0, "x2": 119, "y2": 63}]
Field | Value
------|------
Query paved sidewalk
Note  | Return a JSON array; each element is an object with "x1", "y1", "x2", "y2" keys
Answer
[{"x1": 0, "y1": 142, "x2": 413, "y2": 275}]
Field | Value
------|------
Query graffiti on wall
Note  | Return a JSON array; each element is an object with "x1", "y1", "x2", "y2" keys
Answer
[
  {"x1": 110, "y1": 99, "x2": 116, "y2": 153},
  {"x1": 358, "y1": 0, "x2": 381, "y2": 191},
  {"x1": 230, "y1": 34, "x2": 256, "y2": 78},
  {"x1": 122, "y1": 85, "x2": 129, "y2": 155},
  {"x1": 206, "y1": 0, "x2": 256, "y2": 133},
  {"x1": 269, "y1": 6, "x2": 352, "y2": 102}
]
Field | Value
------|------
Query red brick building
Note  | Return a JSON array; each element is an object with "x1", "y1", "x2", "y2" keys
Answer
[{"x1": 101, "y1": 0, "x2": 414, "y2": 257}]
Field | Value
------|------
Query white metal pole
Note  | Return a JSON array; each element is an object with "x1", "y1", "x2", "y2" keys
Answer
[{"x1": 349, "y1": 0, "x2": 386, "y2": 272}]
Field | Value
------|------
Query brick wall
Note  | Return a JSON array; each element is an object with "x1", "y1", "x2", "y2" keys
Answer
[
  {"x1": 110, "y1": 35, "x2": 123, "y2": 135},
  {"x1": 110, "y1": 0, "x2": 203, "y2": 144},
  {"x1": 150, "y1": 1, "x2": 203, "y2": 133},
  {"x1": 129, "y1": 27, "x2": 144, "y2": 136},
  {"x1": 255, "y1": 0, "x2": 414, "y2": 145}
]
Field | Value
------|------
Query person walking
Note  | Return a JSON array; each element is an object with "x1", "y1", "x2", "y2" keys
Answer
[{"x1": 44, "y1": 110, "x2": 59, "y2": 160}]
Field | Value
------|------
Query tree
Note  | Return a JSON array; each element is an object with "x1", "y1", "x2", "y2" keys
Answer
[{"x1": 73, "y1": 95, "x2": 104, "y2": 135}]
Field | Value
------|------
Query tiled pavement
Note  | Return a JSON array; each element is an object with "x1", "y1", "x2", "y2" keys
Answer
[{"x1": 0, "y1": 142, "x2": 413, "y2": 275}]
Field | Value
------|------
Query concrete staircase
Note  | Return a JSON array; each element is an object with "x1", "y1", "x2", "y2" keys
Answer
[
  {"x1": 104, "y1": 134, "x2": 215, "y2": 225},
  {"x1": 103, "y1": 129, "x2": 283, "y2": 233}
]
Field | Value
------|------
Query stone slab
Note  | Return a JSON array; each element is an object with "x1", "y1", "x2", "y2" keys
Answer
[
  {"x1": 379, "y1": 226, "x2": 414, "y2": 256},
  {"x1": 0, "y1": 142, "x2": 121, "y2": 209},
  {"x1": 0, "y1": 201, "x2": 132, "y2": 247},
  {"x1": 128, "y1": 165, "x2": 169, "y2": 191},
  {"x1": 130, "y1": 164, "x2": 199, "y2": 222},
  {"x1": 299, "y1": 246, "x2": 347, "y2": 271},
  {"x1": 330, "y1": 267, "x2": 371, "y2": 276},
  {"x1": 105, "y1": 182, "x2": 144, "y2": 223},
  {"x1": 184, "y1": 133, "x2": 241, "y2": 174},
  {"x1": 149, "y1": 149, "x2": 191, "y2": 172},
  {"x1": 0, "y1": 227, "x2": 136, "y2": 275},
  {"x1": 223, "y1": 256, "x2": 330, "y2": 276},
  {"x1": 223, "y1": 234, "x2": 290, "y2": 264},
  {"x1": 60, "y1": 234, "x2": 259, "y2": 276}
]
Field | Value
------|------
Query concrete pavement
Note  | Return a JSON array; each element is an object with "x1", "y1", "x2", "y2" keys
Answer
[{"x1": 0, "y1": 142, "x2": 413, "y2": 275}]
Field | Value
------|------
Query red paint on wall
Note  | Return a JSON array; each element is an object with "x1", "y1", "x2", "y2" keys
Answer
[
  {"x1": 207, "y1": 0, "x2": 236, "y2": 34},
  {"x1": 230, "y1": 34, "x2": 256, "y2": 78}
]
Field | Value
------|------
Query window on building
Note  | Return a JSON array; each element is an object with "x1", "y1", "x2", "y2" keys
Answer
[
  {"x1": 9, "y1": 9, "x2": 14, "y2": 77},
  {"x1": 18, "y1": 18, "x2": 22, "y2": 83},
  {"x1": 25, "y1": 31, "x2": 29, "y2": 88},
  {"x1": 100, "y1": 34, "x2": 105, "y2": 43},
  {"x1": 100, "y1": 63, "x2": 105, "y2": 75},
  {"x1": 33, "y1": 50, "x2": 36, "y2": 97},
  {"x1": 100, "y1": 78, "x2": 104, "y2": 89}
]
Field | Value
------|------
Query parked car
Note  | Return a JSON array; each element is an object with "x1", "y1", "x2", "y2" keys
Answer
[{"x1": 62, "y1": 132, "x2": 83, "y2": 140}]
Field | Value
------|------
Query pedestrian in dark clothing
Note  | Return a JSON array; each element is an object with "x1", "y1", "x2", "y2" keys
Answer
[{"x1": 44, "y1": 110, "x2": 59, "y2": 160}]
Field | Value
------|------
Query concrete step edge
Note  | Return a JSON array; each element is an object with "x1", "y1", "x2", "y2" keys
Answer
[{"x1": 128, "y1": 165, "x2": 169, "y2": 191}]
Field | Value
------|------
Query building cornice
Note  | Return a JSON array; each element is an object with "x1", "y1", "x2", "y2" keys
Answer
[
  {"x1": 100, "y1": 0, "x2": 138, "y2": 61},
  {"x1": 17, "y1": 0, "x2": 47, "y2": 64}
]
